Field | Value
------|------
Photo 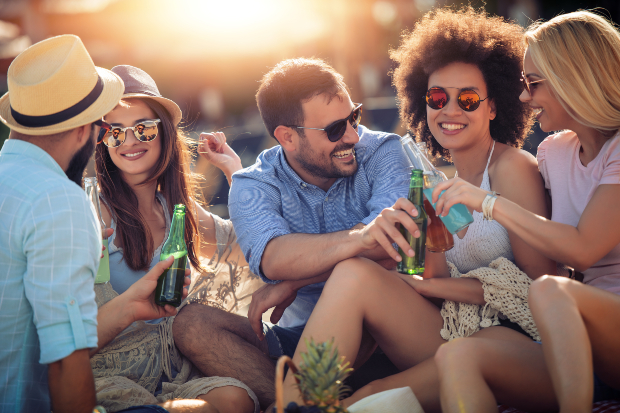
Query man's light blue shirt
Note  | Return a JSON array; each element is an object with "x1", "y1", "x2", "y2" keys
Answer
[
  {"x1": 0, "y1": 140, "x2": 100, "y2": 413},
  {"x1": 228, "y1": 126, "x2": 410, "y2": 327}
]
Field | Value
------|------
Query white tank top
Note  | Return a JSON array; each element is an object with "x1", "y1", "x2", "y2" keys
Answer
[{"x1": 445, "y1": 142, "x2": 514, "y2": 273}]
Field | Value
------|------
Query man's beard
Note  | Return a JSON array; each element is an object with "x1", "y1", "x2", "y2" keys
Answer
[
  {"x1": 65, "y1": 125, "x2": 96, "y2": 186},
  {"x1": 296, "y1": 138, "x2": 358, "y2": 180}
]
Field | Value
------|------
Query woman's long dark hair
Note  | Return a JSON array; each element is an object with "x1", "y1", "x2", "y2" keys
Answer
[{"x1": 96, "y1": 98, "x2": 203, "y2": 272}]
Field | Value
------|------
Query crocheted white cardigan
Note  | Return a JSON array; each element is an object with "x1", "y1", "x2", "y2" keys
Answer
[{"x1": 440, "y1": 257, "x2": 541, "y2": 341}]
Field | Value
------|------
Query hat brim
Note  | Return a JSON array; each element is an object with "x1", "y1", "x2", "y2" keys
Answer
[
  {"x1": 121, "y1": 93, "x2": 182, "y2": 126},
  {"x1": 0, "y1": 67, "x2": 124, "y2": 136}
]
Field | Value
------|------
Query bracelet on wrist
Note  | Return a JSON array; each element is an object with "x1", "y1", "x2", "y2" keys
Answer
[{"x1": 482, "y1": 191, "x2": 500, "y2": 221}]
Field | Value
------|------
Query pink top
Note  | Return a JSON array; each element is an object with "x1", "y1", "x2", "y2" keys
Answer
[{"x1": 538, "y1": 130, "x2": 620, "y2": 294}]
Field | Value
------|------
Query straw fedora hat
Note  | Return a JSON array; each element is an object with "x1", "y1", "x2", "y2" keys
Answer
[
  {"x1": 0, "y1": 34, "x2": 124, "y2": 136},
  {"x1": 111, "y1": 65, "x2": 183, "y2": 126}
]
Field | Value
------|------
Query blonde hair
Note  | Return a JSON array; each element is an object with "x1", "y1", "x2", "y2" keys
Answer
[{"x1": 525, "y1": 11, "x2": 620, "y2": 134}]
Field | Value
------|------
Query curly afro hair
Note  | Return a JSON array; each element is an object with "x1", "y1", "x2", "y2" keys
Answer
[{"x1": 391, "y1": 7, "x2": 533, "y2": 160}]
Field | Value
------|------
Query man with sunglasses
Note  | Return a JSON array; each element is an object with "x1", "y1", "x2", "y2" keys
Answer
[{"x1": 174, "y1": 58, "x2": 413, "y2": 409}]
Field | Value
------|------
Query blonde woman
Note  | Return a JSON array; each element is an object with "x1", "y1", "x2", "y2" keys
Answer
[{"x1": 432, "y1": 11, "x2": 620, "y2": 413}]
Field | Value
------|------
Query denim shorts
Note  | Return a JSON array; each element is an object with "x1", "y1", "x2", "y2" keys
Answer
[
  {"x1": 262, "y1": 322, "x2": 401, "y2": 393},
  {"x1": 263, "y1": 322, "x2": 305, "y2": 360}
]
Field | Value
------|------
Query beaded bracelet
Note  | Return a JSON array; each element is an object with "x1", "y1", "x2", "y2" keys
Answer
[{"x1": 482, "y1": 191, "x2": 500, "y2": 221}]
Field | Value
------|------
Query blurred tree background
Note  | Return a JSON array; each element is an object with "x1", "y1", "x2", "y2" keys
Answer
[{"x1": 0, "y1": 0, "x2": 617, "y2": 216}]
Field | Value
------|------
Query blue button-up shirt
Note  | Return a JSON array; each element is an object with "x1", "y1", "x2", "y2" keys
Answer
[
  {"x1": 0, "y1": 140, "x2": 100, "y2": 413},
  {"x1": 229, "y1": 126, "x2": 410, "y2": 327}
]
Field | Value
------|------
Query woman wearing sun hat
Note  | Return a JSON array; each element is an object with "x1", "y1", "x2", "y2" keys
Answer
[{"x1": 90, "y1": 65, "x2": 258, "y2": 413}]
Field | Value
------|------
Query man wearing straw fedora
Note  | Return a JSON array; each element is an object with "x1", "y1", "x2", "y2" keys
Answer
[{"x1": 0, "y1": 35, "x2": 124, "y2": 413}]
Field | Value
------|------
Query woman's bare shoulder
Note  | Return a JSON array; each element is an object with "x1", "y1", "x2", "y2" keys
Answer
[
  {"x1": 492, "y1": 144, "x2": 539, "y2": 178},
  {"x1": 490, "y1": 144, "x2": 545, "y2": 201}
]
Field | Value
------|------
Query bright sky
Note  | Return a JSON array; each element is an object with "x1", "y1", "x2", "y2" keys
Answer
[{"x1": 150, "y1": 0, "x2": 329, "y2": 57}]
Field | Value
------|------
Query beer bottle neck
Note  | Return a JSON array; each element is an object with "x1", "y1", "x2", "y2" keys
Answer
[
  {"x1": 408, "y1": 185, "x2": 424, "y2": 206},
  {"x1": 408, "y1": 169, "x2": 424, "y2": 206},
  {"x1": 168, "y1": 211, "x2": 186, "y2": 244}
]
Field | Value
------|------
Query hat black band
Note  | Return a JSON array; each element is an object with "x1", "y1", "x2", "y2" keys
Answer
[{"x1": 10, "y1": 75, "x2": 104, "y2": 128}]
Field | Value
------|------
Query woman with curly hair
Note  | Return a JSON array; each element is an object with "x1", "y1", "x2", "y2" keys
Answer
[
  {"x1": 281, "y1": 7, "x2": 554, "y2": 411},
  {"x1": 433, "y1": 11, "x2": 620, "y2": 412}
]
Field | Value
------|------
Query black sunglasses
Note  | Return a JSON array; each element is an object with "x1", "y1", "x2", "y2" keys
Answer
[
  {"x1": 287, "y1": 103, "x2": 363, "y2": 142},
  {"x1": 425, "y1": 87, "x2": 489, "y2": 112}
]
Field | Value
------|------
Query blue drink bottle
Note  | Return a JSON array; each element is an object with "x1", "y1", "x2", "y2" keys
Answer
[{"x1": 400, "y1": 135, "x2": 473, "y2": 235}]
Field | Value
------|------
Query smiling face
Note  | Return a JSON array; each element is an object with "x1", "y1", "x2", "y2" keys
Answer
[
  {"x1": 520, "y1": 48, "x2": 574, "y2": 133},
  {"x1": 287, "y1": 93, "x2": 360, "y2": 190},
  {"x1": 104, "y1": 98, "x2": 162, "y2": 181},
  {"x1": 426, "y1": 62, "x2": 496, "y2": 151}
]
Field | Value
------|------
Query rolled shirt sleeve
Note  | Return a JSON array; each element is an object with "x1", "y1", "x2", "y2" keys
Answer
[
  {"x1": 229, "y1": 177, "x2": 290, "y2": 283},
  {"x1": 22, "y1": 185, "x2": 100, "y2": 364}
]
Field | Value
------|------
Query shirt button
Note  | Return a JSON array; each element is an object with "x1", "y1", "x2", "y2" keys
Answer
[
  {"x1": 301, "y1": 183, "x2": 307, "y2": 188},
  {"x1": 69, "y1": 300, "x2": 75, "y2": 305},
  {"x1": 325, "y1": 197, "x2": 329, "y2": 202}
]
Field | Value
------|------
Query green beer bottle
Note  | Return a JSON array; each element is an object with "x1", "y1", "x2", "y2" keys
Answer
[
  {"x1": 155, "y1": 204, "x2": 188, "y2": 307},
  {"x1": 397, "y1": 169, "x2": 428, "y2": 275}
]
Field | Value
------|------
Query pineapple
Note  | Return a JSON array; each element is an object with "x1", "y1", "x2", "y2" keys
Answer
[{"x1": 294, "y1": 338, "x2": 353, "y2": 413}]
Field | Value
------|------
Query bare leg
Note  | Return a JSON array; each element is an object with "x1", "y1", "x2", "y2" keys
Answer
[
  {"x1": 196, "y1": 386, "x2": 255, "y2": 413},
  {"x1": 345, "y1": 357, "x2": 442, "y2": 413},
  {"x1": 173, "y1": 303, "x2": 273, "y2": 410},
  {"x1": 158, "y1": 399, "x2": 218, "y2": 413},
  {"x1": 435, "y1": 327, "x2": 557, "y2": 413},
  {"x1": 281, "y1": 258, "x2": 445, "y2": 404},
  {"x1": 529, "y1": 276, "x2": 620, "y2": 413}
]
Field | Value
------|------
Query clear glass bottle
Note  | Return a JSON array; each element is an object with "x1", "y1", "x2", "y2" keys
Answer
[
  {"x1": 83, "y1": 177, "x2": 110, "y2": 284},
  {"x1": 399, "y1": 134, "x2": 473, "y2": 236}
]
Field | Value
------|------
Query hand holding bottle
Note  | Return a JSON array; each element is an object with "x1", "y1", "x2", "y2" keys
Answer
[
  {"x1": 359, "y1": 197, "x2": 423, "y2": 262},
  {"x1": 124, "y1": 256, "x2": 192, "y2": 322},
  {"x1": 431, "y1": 177, "x2": 491, "y2": 217},
  {"x1": 101, "y1": 228, "x2": 113, "y2": 258}
]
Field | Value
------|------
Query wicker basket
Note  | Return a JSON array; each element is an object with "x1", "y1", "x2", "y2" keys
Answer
[{"x1": 274, "y1": 356, "x2": 301, "y2": 413}]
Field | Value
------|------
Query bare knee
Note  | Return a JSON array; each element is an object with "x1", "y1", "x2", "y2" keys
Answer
[
  {"x1": 529, "y1": 275, "x2": 576, "y2": 312},
  {"x1": 159, "y1": 399, "x2": 217, "y2": 413},
  {"x1": 435, "y1": 338, "x2": 483, "y2": 378},
  {"x1": 173, "y1": 304, "x2": 231, "y2": 354},
  {"x1": 198, "y1": 386, "x2": 255, "y2": 413},
  {"x1": 327, "y1": 257, "x2": 385, "y2": 292}
]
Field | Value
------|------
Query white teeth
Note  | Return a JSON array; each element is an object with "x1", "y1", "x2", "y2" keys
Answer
[
  {"x1": 123, "y1": 151, "x2": 145, "y2": 158},
  {"x1": 533, "y1": 108, "x2": 544, "y2": 116},
  {"x1": 441, "y1": 123, "x2": 465, "y2": 131},
  {"x1": 333, "y1": 148, "x2": 354, "y2": 158}
]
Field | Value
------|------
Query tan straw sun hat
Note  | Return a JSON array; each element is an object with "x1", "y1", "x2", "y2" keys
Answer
[
  {"x1": 0, "y1": 34, "x2": 124, "y2": 135},
  {"x1": 111, "y1": 65, "x2": 183, "y2": 126}
]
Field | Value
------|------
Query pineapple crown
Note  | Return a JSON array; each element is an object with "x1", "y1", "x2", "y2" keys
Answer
[{"x1": 294, "y1": 338, "x2": 353, "y2": 413}]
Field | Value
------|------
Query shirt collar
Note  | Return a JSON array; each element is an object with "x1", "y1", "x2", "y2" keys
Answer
[{"x1": 0, "y1": 139, "x2": 68, "y2": 178}]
